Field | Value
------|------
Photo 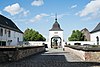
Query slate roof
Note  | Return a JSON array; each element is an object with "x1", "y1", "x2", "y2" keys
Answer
[
  {"x1": 81, "y1": 28, "x2": 89, "y2": 32},
  {"x1": 90, "y1": 23, "x2": 100, "y2": 33},
  {"x1": 49, "y1": 19, "x2": 63, "y2": 31},
  {"x1": 0, "y1": 14, "x2": 23, "y2": 33}
]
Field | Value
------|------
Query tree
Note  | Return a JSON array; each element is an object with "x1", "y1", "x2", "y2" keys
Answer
[
  {"x1": 23, "y1": 28, "x2": 46, "y2": 41},
  {"x1": 68, "y1": 30, "x2": 86, "y2": 41}
]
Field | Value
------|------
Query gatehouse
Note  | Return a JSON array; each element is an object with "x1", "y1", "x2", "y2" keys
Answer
[{"x1": 48, "y1": 17, "x2": 64, "y2": 48}]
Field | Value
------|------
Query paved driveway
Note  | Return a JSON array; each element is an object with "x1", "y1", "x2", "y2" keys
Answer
[{"x1": 0, "y1": 48, "x2": 100, "y2": 67}]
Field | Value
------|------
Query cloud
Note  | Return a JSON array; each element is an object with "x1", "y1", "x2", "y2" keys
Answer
[
  {"x1": 3, "y1": 3, "x2": 23, "y2": 15},
  {"x1": 22, "y1": 10, "x2": 30, "y2": 16},
  {"x1": 31, "y1": 0, "x2": 44, "y2": 6},
  {"x1": 50, "y1": 13, "x2": 69, "y2": 19},
  {"x1": 0, "y1": 11, "x2": 2, "y2": 14},
  {"x1": 77, "y1": 0, "x2": 100, "y2": 17},
  {"x1": 29, "y1": 13, "x2": 49, "y2": 23},
  {"x1": 71, "y1": 5, "x2": 77, "y2": 9},
  {"x1": 57, "y1": 14, "x2": 69, "y2": 18}
]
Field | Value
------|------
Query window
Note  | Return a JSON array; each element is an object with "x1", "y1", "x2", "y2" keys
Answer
[
  {"x1": 17, "y1": 37, "x2": 19, "y2": 42},
  {"x1": 96, "y1": 36, "x2": 99, "y2": 45},
  {"x1": 5, "y1": 29, "x2": 7, "y2": 34},
  {"x1": 0, "y1": 41, "x2": 6, "y2": 46},
  {"x1": 0, "y1": 28, "x2": 3, "y2": 36},
  {"x1": 8, "y1": 30, "x2": 11, "y2": 37}
]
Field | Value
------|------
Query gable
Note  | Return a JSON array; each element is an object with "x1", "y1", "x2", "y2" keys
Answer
[{"x1": 0, "y1": 14, "x2": 23, "y2": 34}]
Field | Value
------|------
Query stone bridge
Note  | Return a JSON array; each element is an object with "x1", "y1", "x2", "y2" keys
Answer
[{"x1": 0, "y1": 48, "x2": 100, "y2": 67}]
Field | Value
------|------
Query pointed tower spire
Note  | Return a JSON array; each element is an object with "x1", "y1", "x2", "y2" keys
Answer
[
  {"x1": 55, "y1": 13, "x2": 57, "y2": 21},
  {"x1": 49, "y1": 13, "x2": 63, "y2": 31}
]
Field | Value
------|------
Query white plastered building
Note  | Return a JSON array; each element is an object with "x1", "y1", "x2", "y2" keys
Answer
[
  {"x1": 0, "y1": 14, "x2": 23, "y2": 46},
  {"x1": 90, "y1": 23, "x2": 100, "y2": 45}
]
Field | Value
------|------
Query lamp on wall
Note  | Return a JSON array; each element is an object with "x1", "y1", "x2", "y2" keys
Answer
[{"x1": 7, "y1": 40, "x2": 12, "y2": 42}]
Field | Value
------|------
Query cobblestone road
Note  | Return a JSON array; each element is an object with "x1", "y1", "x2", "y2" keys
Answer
[{"x1": 0, "y1": 48, "x2": 100, "y2": 67}]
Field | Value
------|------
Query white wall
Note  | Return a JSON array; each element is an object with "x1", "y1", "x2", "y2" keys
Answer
[
  {"x1": 48, "y1": 31, "x2": 64, "y2": 48},
  {"x1": 28, "y1": 41, "x2": 46, "y2": 46},
  {"x1": 27, "y1": 41, "x2": 65, "y2": 48},
  {"x1": 10, "y1": 31, "x2": 23, "y2": 46},
  {"x1": 67, "y1": 41, "x2": 94, "y2": 45},
  {"x1": 0, "y1": 27, "x2": 23, "y2": 46},
  {"x1": 90, "y1": 31, "x2": 100, "y2": 45}
]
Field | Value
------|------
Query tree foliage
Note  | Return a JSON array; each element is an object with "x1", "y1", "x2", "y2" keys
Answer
[
  {"x1": 23, "y1": 28, "x2": 46, "y2": 41},
  {"x1": 68, "y1": 30, "x2": 86, "y2": 41}
]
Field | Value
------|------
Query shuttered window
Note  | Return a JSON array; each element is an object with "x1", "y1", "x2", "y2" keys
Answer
[
  {"x1": 8, "y1": 30, "x2": 11, "y2": 37},
  {"x1": 0, "y1": 28, "x2": 3, "y2": 36}
]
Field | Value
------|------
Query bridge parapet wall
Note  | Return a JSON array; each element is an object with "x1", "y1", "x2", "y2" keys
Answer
[
  {"x1": 0, "y1": 46, "x2": 45, "y2": 63},
  {"x1": 64, "y1": 46, "x2": 100, "y2": 62}
]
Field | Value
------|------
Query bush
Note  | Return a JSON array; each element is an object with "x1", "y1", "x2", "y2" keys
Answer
[{"x1": 91, "y1": 45, "x2": 99, "y2": 47}]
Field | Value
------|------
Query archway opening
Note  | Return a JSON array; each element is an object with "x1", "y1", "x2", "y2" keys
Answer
[{"x1": 51, "y1": 37, "x2": 62, "y2": 48}]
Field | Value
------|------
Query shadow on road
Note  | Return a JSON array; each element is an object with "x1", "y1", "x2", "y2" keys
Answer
[{"x1": 0, "y1": 52, "x2": 100, "y2": 67}]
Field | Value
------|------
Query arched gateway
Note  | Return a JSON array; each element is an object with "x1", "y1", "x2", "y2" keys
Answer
[{"x1": 48, "y1": 17, "x2": 64, "y2": 48}]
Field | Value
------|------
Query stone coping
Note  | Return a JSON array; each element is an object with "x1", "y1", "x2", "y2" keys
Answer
[
  {"x1": 0, "y1": 46, "x2": 44, "y2": 51},
  {"x1": 65, "y1": 45, "x2": 100, "y2": 52}
]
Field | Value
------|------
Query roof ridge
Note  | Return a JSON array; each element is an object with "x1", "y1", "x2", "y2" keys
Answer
[
  {"x1": 90, "y1": 22, "x2": 100, "y2": 33},
  {"x1": 0, "y1": 14, "x2": 23, "y2": 33}
]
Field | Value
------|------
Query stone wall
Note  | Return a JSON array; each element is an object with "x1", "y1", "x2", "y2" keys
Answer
[
  {"x1": 0, "y1": 46, "x2": 45, "y2": 63},
  {"x1": 64, "y1": 47, "x2": 100, "y2": 62},
  {"x1": 85, "y1": 52, "x2": 100, "y2": 62}
]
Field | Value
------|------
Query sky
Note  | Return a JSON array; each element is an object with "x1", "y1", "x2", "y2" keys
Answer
[{"x1": 0, "y1": 0, "x2": 100, "y2": 41}]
